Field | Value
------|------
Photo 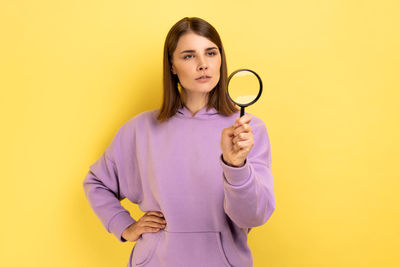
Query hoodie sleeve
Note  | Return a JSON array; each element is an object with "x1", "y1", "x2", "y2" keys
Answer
[
  {"x1": 82, "y1": 124, "x2": 137, "y2": 242},
  {"x1": 219, "y1": 118, "x2": 275, "y2": 229}
]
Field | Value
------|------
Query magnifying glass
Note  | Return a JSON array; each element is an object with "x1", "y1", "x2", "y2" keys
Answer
[{"x1": 226, "y1": 69, "x2": 263, "y2": 117}]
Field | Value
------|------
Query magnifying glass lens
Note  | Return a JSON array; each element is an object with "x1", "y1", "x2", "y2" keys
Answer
[{"x1": 228, "y1": 70, "x2": 260, "y2": 106}]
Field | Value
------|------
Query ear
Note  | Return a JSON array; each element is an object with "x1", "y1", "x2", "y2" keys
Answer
[{"x1": 171, "y1": 65, "x2": 177, "y2": 75}]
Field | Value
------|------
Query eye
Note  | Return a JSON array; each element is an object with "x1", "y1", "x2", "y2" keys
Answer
[
  {"x1": 183, "y1": 54, "x2": 194, "y2": 60},
  {"x1": 207, "y1": 51, "x2": 217, "y2": 56}
]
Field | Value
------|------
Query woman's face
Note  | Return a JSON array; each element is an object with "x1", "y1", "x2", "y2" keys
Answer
[{"x1": 171, "y1": 32, "x2": 221, "y2": 95}]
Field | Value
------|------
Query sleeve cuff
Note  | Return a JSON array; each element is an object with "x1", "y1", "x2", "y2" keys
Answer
[
  {"x1": 219, "y1": 154, "x2": 252, "y2": 186},
  {"x1": 107, "y1": 211, "x2": 136, "y2": 242}
]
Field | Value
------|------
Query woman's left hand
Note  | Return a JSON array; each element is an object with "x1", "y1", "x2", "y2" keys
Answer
[{"x1": 220, "y1": 114, "x2": 254, "y2": 167}]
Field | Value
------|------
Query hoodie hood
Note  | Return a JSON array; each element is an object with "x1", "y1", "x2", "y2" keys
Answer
[{"x1": 176, "y1": 104, "x2": 220, "y2": 119}]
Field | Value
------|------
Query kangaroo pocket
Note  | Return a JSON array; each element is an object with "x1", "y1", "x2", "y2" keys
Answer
[
  {"x1": 132, "y1": 231, "x2": 162, "y2": 266},
  {"x1": 132, "y1": 230, "x2": 232, "y2": 267}
]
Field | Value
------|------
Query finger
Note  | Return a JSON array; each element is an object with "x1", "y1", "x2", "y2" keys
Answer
[
  {"x1": 234, "y1": 124, "x2": 252, "y2": 136},
  {"x1": 233, "y1": 115, "x2": 252, "y2": 128},
  {"x1": 143, "y1": 226, "x2": 161, "y2": 232},
  {"x1": 234, "y1": 139, "x2": 253, "y2": 151},
  {"x1": 232, "y1": 132, "x2": 250, "y2": 143},
  {"x1": 234, "y1": 140, "x2": 245, "y2": 150},
  {"x1": 146, "y1": 211, "x2": 164, "y2": 217},
  {"x1": 234, "y1": 133, "x2": 252, "y2": 146},
  {"x1": 144, "y1": 215, "x2": 167, "y2": 224},
  {"x1": 144, "y1": 221, "x2": 166, "y2": 229},
  {"x1": 151, "y1": 216, "x2": 167, "y2": 224},
  {"x1": 222, "y1": 126, "x2": 235, "y2": 138},
  {"x1": 233, "y1": 140, "x2": 246, "y2": 152}
]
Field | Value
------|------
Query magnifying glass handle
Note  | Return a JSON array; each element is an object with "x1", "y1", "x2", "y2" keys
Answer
[{"x1": 240, "y1": 106, "x2": 245, "y2": 117}]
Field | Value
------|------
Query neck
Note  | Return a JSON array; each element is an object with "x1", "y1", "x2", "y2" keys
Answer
[{"x1": 181, "y1": 90, "x2": 209, "y2": 117}]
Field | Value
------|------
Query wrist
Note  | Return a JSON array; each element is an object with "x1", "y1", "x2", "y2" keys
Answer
[
  {"x1": 221, "y1": 155, "x2": 245, "y2": 168},
  {"x1": 122, "y1": 222, "x2": 135, "y2": 240}
]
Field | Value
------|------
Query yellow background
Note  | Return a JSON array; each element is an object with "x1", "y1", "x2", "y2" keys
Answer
[{"x1": 1, "y1": 0, "x2": 399, "y2": 266}]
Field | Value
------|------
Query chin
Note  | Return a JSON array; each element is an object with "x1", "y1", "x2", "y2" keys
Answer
[
  {"x1": 203, "y1": 80, "x2": 219, "y2": 91},
  {"x1": 184, "y1": 79, "x2": 219, "y2": 94},
  {"x1": 190, "y1": 84, "x2": 214, "y2": 93},
  {"x1": 200, "y1": 85, "x2": 217, "y2": 93}
]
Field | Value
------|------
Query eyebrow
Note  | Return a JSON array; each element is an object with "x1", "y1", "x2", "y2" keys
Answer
[{"x1": 180, "y1": 47, "x2": 218, "y2": 54}]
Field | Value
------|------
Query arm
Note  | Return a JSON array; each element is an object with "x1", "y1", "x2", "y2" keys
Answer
[
  {"x1": 82, "y1": 126, "x2": 137, "y2": 242},
  {"x1": 219, "y1": 120, "x2": 275, "y2": 229}
]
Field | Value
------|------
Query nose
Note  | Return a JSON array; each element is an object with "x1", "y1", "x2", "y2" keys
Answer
[
  {"x1": 197, "y1": 57, "x2": 208, "y2": 71},
  {"x1": 197, "y1": 64, "x2": 208, "y2": 71}
]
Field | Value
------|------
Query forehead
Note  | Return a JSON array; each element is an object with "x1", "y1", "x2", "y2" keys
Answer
[{"x1": 175, "y1": 32, "x2": 218, "y2": 52}]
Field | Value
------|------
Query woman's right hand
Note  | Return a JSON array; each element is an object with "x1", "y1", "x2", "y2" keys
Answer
[{"x1": 121, "y1": 211, "x2": 167, "y2": 242}]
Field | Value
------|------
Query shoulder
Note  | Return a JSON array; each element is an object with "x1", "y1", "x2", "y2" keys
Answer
[
  {"x1": 118, "y1": 108, "x2": 160, "y2": 133},
  {"x1": 105, "y1": 109, "x2": 160, "y2": 155},
  {"x1": 245, "y1": 112, "x2": 271, "y2": 143},
  {"x1": 247, "y1": 113, "x2": 268, "y2": 130},
  {"x1": 127, "y1": 108, "x2": 158, "y2": 123}
]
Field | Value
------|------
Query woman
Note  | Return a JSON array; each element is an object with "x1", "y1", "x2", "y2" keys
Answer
[{"x1": 83, "y1": 17, "x2": 275, "y2": 267}]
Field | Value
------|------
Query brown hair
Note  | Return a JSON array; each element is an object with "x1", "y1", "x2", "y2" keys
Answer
[{"x1": 156, "y1": 17, "x2": 239, "y2": 122}]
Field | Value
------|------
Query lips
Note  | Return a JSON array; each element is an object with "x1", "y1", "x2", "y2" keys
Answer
[{"x1": 196, "y1": 75, "x2": 211, "y2": 80}]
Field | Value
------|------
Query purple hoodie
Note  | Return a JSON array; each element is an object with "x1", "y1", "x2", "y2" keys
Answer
[{"x1": 83, "y1": 104, "x2": 275, "y2": 267}]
